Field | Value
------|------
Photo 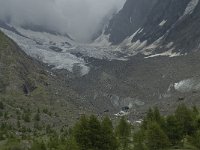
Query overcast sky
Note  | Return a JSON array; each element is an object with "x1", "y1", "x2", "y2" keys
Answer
[{"x1": 0, "y1": 0, "x2": 125, "y2": 42}]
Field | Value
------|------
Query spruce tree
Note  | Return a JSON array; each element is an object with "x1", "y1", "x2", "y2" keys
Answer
[
  {"x1": 101, "y1": 116, "x2": 118, "y2": 150},
  {"x1": 188, "y1": 129, "x2": 200, "y2": 149},
  {"x1": 0, "y1": 101, "x2": 4, "y2": 109},
  {"x1": 31, "y1": 140, "x2": 46, "y2": 150},
  {"x1": 146, "y1": 122, "x2": 170, "y2": 150},
  {"x1": 87, "y1": 115, "x2": 104, "y2": 150},
  {"x1": 73, "y1": 116, "x2": 90, "y2": 150},
  {"x1": 175, "y1": 104, "x2": 195, "y2": 135},
  {"x1": 66, "y1": 137, "x2": 79, "y2": 150},
  {"x1": 133, "y1": 129, "x2": 147, "y2": 150},
  {"x1": 165, "y1": 115, "x2": 182, "y2": 145},
  {"x1": 142, "y1": 108, "x2": 154, "y2": 129},
  {"x1": 115, "y1": 117, "x2": 131, "y2": 150},
  {"x1": 153, "y1": 107, "x2": 165, "y2": 128},
  {"x1": 192, "y1": 106, "x2": 199, "y2": 117}
]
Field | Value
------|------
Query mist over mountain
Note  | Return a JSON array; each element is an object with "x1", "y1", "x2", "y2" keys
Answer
[{"x1": 0, "y1": 0, "x2": 125, "y2": 42}]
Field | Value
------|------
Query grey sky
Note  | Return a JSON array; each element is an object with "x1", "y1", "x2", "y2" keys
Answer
[{"x1": 0, "y1": 0, "x2": 125, "y2": 42}]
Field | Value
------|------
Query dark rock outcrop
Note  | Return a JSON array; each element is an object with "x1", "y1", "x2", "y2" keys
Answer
[{"x1": 106, "y1": 0, "x2": 200, "y2": 54}]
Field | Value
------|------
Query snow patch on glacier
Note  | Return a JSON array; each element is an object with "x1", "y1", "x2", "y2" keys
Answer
[
  {"x1": 159, "y1": 20, "x2": 167, "y2": 26},
  {"x1": 93, "y1": 31, "x2": 111, "y2": 47},
  {"x1": 174, "y1": 78, "x2": 200, "y2": 93},
  {"x1": 120, "y1": 28, "x2": 143, "y2": 48},
  {"x1": 183, "y1": 0, "x2": 199, "y2": 16},
  {"x1": 145, "y1": 49, "x2": 181, "y2": 58}
]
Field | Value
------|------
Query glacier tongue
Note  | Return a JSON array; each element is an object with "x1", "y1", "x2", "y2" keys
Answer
[
  {"x1": 0, "y1": 26, "x2": 128, "y2": 76},
  {"x1": 0, "y1": 27, "x2": 90, "y2": 76}
]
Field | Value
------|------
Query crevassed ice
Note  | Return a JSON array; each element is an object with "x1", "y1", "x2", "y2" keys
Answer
[{"x1": 0, "y1": 28, "x2": 90, "y2": 76}]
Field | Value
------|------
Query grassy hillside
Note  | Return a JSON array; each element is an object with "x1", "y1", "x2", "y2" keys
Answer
[
  {"x1": 0, "y1": 30, "x2": 92, "y2": 137},
  {"x1": 0, "y1": 30, "x2": 50, "y2": 99}
]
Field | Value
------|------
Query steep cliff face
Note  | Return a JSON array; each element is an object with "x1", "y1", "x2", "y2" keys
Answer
[
  {"x1": 163, "y1": 2, "x2": 200, "y2": 53},
  {"x1": 131, "y1": 0, "x2": 190, "y2": 44},
  {"x1": 106, "y1": 0, "x2": 200, "y2": 54},
  {"x1": 105, "y1": 0, "x2": 158, "y2": 44}
]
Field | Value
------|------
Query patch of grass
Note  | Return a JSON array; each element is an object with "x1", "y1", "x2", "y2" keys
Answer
[{"x1": 0, "y1": 32, "x2": 10, "y2": 49}]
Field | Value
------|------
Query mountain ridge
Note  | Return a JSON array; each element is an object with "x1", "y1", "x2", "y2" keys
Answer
[{"x1": 105, "y1": 0, "x2": 200, "y2": 55}]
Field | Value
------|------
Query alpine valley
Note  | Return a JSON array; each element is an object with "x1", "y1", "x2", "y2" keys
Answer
[{"x1": 1, "y1": 0, "x2": 200, "y2": 124}]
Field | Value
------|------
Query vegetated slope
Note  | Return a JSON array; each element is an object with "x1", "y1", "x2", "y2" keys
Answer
[
  {"x1": 0, "y1": 30, "x2": 48, "y2": 96},
  {"x1": 0, "y1": 31, "x2": 91, "y2": 133}
]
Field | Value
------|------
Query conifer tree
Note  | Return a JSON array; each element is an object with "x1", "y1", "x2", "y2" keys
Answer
[
  {"x1": 146, "y1": 122, "x2": 170, "y2": 150},
  {"x1": 192, "y1": 106, "x2": 199, "y2": 117},
  {"x1": 115, "y1": 117, "x2": 131, "y2": 150},
  {"x1": 142, "y1": 108, "x2": 154, "y2": 129},
  {"x1": 31, "y1": 140, "x2": 46, "y2": 150},
  {"x1": 165, "y1": 115, "x2": 182, "y2": 145},
  {"x1": 175, "y1": 104, "x2": 195, "y2": 135},
  {"x1": 66, "y1": 137, "x2": 79, "y2": 150},
  {"x1": 188, "y1": 129, "x2": 200, "y2": 149},
  {"x1": 153, "y1": 107, "x2": 165, "y2": 128},
  {"x1": 73, "y1": 116, "x2": 90, "y2": 150},
  {"x1": 101, "y1": 116, "x2": 118, "y2": 150},
  {"x1": 87, "y1": 115, "x2": 104, "y2": 150},
  {"x1": 133, "y1": 129, "x2": 147, "y2": 150}
]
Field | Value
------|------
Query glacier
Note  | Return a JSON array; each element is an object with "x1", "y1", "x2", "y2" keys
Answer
[{"x1": 0, "y1": 26, "x2": 128, "y2": 76}]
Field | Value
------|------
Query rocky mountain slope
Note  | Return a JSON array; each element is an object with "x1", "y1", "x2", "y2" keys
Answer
[
  {"x1": 105, "y1": 0, "x2": 200, "y2": 55},
  {"x1": 68, "y1": 0, "x2": 200, "y2": 120},
  {"x1": 68, "y1": 51, "x2": 200, "y2": 121}
]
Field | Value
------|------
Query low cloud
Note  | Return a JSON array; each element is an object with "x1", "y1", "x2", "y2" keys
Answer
[{"x1": 0, "y1": 0, "x2": 125, "y2": 42}]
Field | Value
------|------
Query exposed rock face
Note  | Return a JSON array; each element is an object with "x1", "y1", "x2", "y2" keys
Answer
[
  {"x1": 105, "y1": 0, "x2": 158, "y2": 44},
  {"x1": 106, "y1": 0, "x2": 200, "y2": 54},
  {"x1": 164, "y1": 1, "x2": 200, "y2": 53}
]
